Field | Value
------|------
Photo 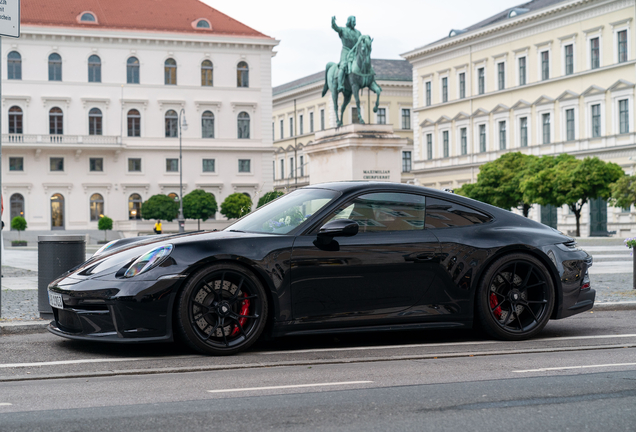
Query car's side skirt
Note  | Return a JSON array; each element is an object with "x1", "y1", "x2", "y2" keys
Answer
[{"x1": 271, "y1": 321, "x2": 472, "y2": 338}]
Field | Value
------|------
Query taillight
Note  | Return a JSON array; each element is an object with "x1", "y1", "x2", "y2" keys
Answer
[{"x1": 581, "y1": 272, "x2": 590, "y2": 290}]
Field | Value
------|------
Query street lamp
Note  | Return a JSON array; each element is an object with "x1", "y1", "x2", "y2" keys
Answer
[{"x1": 178, "y1": 108, "x2": 188, "y2": 233}]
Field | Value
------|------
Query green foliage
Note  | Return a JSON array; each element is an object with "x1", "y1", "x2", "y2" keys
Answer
[
  {"x1": 11, "y1": 216, "x2": 27, "y2": 240},
  {"x1": 521, "y1": 155, "x2": 624, "y2": 236},
  {"x1": 220, "y1": 193, "x2": 252, "y2": 219},
  {"x1": 183, "y1": 189, "x2": 218, "y2": 229},
  {"x1": 11, "y1": 216, "x2": 26, "y2": 232},
  {"x1": 98, "y1": 216, "x2": 113, "y2": 241},
  {"x1": 141, "y1": 194, "x2": 179, "y2": 222},
  {"x1": 610, "y1": 175, "x2": 636, "y2": 210},
  {"x1": 257, "y1": 191, "x2": 284, "y2": 208},
  {"x1": 456, "y1": 152, "x2": 539, "y2": 217}
]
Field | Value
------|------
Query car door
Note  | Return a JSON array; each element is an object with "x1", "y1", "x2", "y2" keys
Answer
[{"x1": 290, "y1": 191, "x2": 440, "y2": 327}]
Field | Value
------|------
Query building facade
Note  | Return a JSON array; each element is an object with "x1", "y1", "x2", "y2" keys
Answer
[
  {"x1": 272, "y1": 59, "x2": 415, "y2": 191},
  {"x1": 2, "y1": 0, "x2": 277, "y2": 234},
  {"x1": 403, "y1": 0, "x2": 635, "y2": 236}
]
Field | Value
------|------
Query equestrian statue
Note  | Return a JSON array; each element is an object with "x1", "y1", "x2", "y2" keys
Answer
[{"x1": 322, "y1": 16, "x2": 382, "y2": 127}]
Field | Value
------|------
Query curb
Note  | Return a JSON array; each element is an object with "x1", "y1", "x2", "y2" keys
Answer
[
  {"x1": 593, "y1": 301, "x2": 636, "y2": 311},
  {"x1": 0, "y1": 320, "x2": 49, "y2": 335},
  {"x1": 2, "y1": 301, "x2": 636, "y2": 336}
]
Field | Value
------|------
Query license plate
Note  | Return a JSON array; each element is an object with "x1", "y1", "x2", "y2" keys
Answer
[{"x1": 48, "y1": 291, "x2": 63, "y2": 309}]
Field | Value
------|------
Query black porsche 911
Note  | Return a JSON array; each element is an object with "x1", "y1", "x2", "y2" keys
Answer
[{"x1": 47, "y1": 181, "x2": 594, "y2": 355}]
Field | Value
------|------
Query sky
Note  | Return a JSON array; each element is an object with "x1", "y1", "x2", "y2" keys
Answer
[{"x1": 204, "y1": 0, "x2": 524, "y2": 87}]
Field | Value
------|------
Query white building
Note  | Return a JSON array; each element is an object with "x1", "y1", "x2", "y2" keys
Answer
[
  {"x1": 2, "y1": 0, "x2": 278, "y2": 234},
  {"x1": 403, "y1": 0, "x2": 635, "y2": 236}
]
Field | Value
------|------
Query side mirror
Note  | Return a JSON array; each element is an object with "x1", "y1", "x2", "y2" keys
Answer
[{"x1": 317, "y1": 219, "x2": 359, "y2": 238}]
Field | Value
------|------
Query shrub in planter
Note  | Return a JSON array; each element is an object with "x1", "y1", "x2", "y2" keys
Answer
[{"x1": 11, "y1": 240, "x2": 27, "y2": 247}]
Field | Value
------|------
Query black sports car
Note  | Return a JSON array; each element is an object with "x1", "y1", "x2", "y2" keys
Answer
[{"x1": 48, "y1": 182, "x2": 594, "y2": 355}]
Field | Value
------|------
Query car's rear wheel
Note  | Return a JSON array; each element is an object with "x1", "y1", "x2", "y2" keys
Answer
[
  {"x1": 176, "y1": 263, "x2": 267, "y2": 355},
  {"x1": 476, "y1": 253, "x2": 554, "y2": 341}
]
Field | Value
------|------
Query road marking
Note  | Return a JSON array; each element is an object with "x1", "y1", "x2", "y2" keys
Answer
[
  {"x1": 583, "y1": 246, "x2": 627, "y2": 251},
  {"x1": 207, "y1": 381, "x2": 373, "y2": 393},
  {"x1": 260, "y1": 334, "x2": 636, "y2": 355},
  {"x1": 260, "y1": 340, "x2": 500, "y2": 355},
  {"x1": 0, "y1": 358, "x2": 143, "y2": 369},
  {"x1": 0, "y1": 403, "x2": 12, "y2": 406},
  {"x1": 513, "y1": 363, "x2": 636, "y2": 373}
]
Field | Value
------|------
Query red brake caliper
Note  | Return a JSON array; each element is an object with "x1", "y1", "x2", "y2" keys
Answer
[
  {"x1": 231, "y1": 294, "x2": 250, "y2": 336},
  {"x1": 490, "y1": 293, "x2": 502, "y2": 319}
]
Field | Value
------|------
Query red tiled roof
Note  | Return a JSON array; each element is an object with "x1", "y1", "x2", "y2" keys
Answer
[{"x1": 21, "y1": 0, "x2": 271, "y2": 38}]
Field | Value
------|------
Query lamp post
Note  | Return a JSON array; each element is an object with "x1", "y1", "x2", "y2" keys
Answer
[{"x1": 178, "y1": 108, "x2": 188, "y2": 233}]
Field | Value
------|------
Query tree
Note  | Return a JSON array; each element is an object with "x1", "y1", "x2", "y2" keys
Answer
[
  {"x1": 455, "y1": 152, "x2": 539, "y2": 217},
  {"x1": 183, "y1": 189, "x2": 218, "y2": 230},
  {"x1": 522, "y1": 155, "x2": 624, "y2": 236},
  {"x1": 610, "y1": 175, "x2": 636, "y2": 210},
  {"x1": 220, "y1": 193, "x2": 252, "y2": 219},
  {"x1": 98, "y1": 216, "x2": 113, "y2": 242},
  {"x1": 257, "y1": 191, "x2": 284, "y2": 208},
  {"x1": 141, "y1": 194, "x2": 179, "y2": 222},
  {"x1": 11, "y1": 216, "x2": 27, "y2": 240}
]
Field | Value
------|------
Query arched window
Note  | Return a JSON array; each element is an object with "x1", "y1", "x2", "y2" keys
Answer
[
  {"x1": 168, "y1": 192, "x2": 179, "y2": 202},
  {"x1": 49, "y1": 107, "x2": 63, "y2": 135},
  {"x1": 48, "y1": 53, "x2": 62, "y2": 81},
  {"x1": 201, "y1": 60, "x2": 213, "y2": 86},
  {"x1": 80, "y1": 12, "x2": 96, "y2": 22},
  {"x1": 165, "y1": 110, "x2": 178, "y2": 137},
  {"x1": 237, "y1": 112, "x2": 250, "y2": 139},
  {"x1": 88, "y1": 55, "x2": 101, "y2": 82},
  {"x1": 128, "y1": 193, "x2": 142, "y2": 220},
  {"x1": 196, "y1": 19, "x2": 210, "y2": 28},
  {"x1": 10, "y1": 193, "x2": 25, "y2": 223},
  {"x1": 9, "y1": 106, "x2": 23, "y2": 134},
  {"x1": 202, "y1": 111, "x2": 214, "y2": 138},
  {"x1": 127, "y1": 109, "x2": 141, "y2": 137},
  {"x1": 90, "y1": 193, "x2": 104, "y2": 222},
  {"x1": 89, "y1": 108, "x2": 102, "y2": 135},
  {"x1": 164, "y1": 58, "x2": 176, "y2": 85},
  {"x1": 51, "y1": 193, "x2": 65, "y2": 229},
  {"x1": 8, "y1": 51, "x2": 21, "y2": 80},
  {"x1": 237, "y1": 61, "x2": 249, "y2": 87},
  {"x1": 127, "y1": 56, "x2": 139, "y2": 84}
]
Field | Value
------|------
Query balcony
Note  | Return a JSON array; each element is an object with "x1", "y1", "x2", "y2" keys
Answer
[{"x1": 2, "y1": 134, "x2": 122, "y2": 146}]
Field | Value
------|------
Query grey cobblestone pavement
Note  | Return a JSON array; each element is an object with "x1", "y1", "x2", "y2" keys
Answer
[{"x1": 0, "y1": 237, "x2": 634, "y2": 321}]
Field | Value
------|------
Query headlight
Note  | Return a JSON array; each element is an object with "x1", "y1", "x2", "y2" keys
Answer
[
  {"x1": 93, "y1": 240, "x2": 119, "y2": 257},
  {"x1": 124, "y1": 245, "x2": 174, "y2": 278},
  {"x1": 556, "y1": 241, "x2": 580, "y2": 252}
]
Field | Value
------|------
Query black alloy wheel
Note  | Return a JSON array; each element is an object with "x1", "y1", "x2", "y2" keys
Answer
[
  {"x1": 176, "y1": 263, "x2": 268, "y2": 355},
  {"x1": 476, "y1": 253, "x2": 555, "y2": 341}
]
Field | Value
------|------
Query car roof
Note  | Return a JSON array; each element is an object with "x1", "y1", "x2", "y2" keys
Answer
[{"x1": 305, "y1": 181, "x2": 455, "y2": 197}]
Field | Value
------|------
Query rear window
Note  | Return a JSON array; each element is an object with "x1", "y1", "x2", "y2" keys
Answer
[{"x1": 425, "y1": 197, "x2": 492, "y2": 229}]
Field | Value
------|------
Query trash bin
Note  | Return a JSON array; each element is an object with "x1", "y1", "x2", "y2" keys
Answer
[{"x1": 38, "y1": 235, "x2": 86, "y2": 319}]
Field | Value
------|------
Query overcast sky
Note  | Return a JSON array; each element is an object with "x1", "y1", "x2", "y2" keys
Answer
[{"x1": 204, "y1": 0, "x2": 523, "y2": 87}]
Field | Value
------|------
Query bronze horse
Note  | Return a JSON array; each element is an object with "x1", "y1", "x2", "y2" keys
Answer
[{"x1": 322, "y1": 35, "x2": 382, "y2": 127}]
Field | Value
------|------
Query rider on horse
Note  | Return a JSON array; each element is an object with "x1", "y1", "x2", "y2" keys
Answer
[{"x1": 331, "y1": 16, "x2": 361, "y2": 93}]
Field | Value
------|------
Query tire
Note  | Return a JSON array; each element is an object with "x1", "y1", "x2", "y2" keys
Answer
[
  {"x1": 176, "y1": 263, "x2": 268, "y2": 355},
  {"x1": 475, "y1": 253, "x2": 555, "y2": 341}
]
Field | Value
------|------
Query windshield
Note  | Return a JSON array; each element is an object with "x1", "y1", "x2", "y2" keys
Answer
[{"x1": 226, "y1": 188, "x2": 340, "y2": 234}]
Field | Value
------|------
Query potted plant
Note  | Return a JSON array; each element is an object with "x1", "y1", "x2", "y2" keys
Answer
[
  {"x1": 98, "y1": 216, "x2": 113, "y2": 244},
  {"x1": 11, "y1": 216, "x2": 27, "y2": 246}
]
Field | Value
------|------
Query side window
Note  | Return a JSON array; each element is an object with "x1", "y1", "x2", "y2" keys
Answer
[
  {"x1": 328, "y1": 192, "x2": 426, "y2": 232},
  {"x1": 425, "y1": 197, "x2": 492, "y2": 229}
]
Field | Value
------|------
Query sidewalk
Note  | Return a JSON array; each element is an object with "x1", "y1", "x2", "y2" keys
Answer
[{"x1": 1, "y1": 240, "x2": 635, "y2": 335}]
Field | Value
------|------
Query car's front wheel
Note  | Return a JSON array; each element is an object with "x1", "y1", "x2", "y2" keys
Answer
[
  {"x1": 476, "y1": 253, "x2": 555, "y2": 341},
  {"x1": 176, "y1": 263, "x2": 268, "y2": 355}
]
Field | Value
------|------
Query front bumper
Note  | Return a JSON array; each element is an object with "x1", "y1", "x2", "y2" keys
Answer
[{"x1": 47, "y1": 275, "x2": 183, "y2": 343}]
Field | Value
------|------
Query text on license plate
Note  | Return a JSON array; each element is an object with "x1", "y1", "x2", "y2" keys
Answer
[{"x1": 48, "y1": 291, "x2": 63, "y2": 309}]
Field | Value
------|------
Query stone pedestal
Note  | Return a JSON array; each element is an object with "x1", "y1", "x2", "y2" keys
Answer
[{"x1": 305, "y1": 124, "x2": 407, "y2": 185}]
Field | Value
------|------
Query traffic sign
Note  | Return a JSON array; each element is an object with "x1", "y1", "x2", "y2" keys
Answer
[{"x1": 0, "y1": 0, "x2": 20, "y2": 38}]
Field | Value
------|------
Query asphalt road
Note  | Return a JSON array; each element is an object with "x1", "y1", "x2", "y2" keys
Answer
[{"x1": 1, "y1": 310, "x2": 636, "y2": 431}]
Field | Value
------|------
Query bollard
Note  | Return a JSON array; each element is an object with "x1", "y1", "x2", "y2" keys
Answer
[{"x1": 38, "y1": 235, "x2": 86, "y2": 319}]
